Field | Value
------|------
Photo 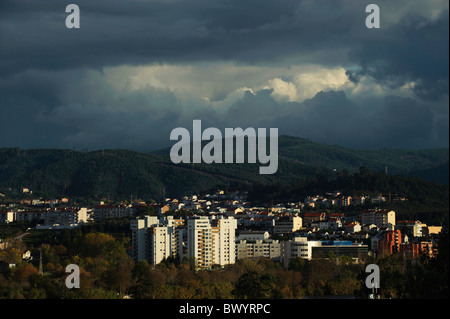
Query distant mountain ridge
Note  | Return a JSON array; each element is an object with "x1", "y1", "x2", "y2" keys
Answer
[
  {"x1": 276, "y1": 135, "x2": 448, "y2": 175},
  {"x1": 0, "y1": 136, "x2": 448, "y2": 200}
]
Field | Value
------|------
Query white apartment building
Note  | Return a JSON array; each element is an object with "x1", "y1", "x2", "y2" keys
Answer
[
  {"x1": 236, "y1": 231, "x2": 270, "y2": 241},
  {"x1": 187, "y1": 216, "x2": 237, "y2": 270},
  {"x1": 147, "y1": 226, "x2": 172, "y2": 265},
  {"x1": 94, "y1": 204, "x2": 133, "y2": 221},
  {"x1": 361, "y1": 209, "x2": 395, "y2": 229},
  {"x1": 130, "y1": 216, "x2": 158, "y2": 262},
  {"x1": 236, "y1": 239, "x2": 280, "y2": 260},
  {"x1": 43, "y1": 208, "x2": 88, "y2": 226},
  {"x1": 131, "y1": 216, "x2": 184, "y2": 266},
  {"x1": 131, "y1": 215, "x2": 237, "y2": 269},
  {"x1": 273, "y1": 216, "x2": 302, "y2": 235},
  {"x1": 280, "y1": 237, "x2": 322, "y2": 267},
  {"x1": 0, "y1": 211, "x2": 15, "y2": 223},
  {"x1": 214, "y1": 216, "x2": 237, "y2": 267},
  {"x1": 187, "y1": 216, "x2": 212, "y2": 269},
  {"x1": 160, "y1": 216, "x2": 185, "y2": 258},
  {"x1": 396, "y1": 220, "x2": 423, "y2": 237}
]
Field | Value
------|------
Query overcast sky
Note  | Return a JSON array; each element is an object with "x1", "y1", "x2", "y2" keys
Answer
[{"x1": 0, "y1": 0, "x2": 448, "y2": 151}]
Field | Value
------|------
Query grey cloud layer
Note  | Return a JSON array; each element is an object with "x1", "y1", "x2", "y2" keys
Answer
[
  {"x1": 0, "y1": 0, "x2": 448, "y2": 150},
  {"x1": 0, "y1": 69, "x2": 445, "y2": 150},
  {"x1": 3, "y1": 0, "x2": 446, "y2": 72}
]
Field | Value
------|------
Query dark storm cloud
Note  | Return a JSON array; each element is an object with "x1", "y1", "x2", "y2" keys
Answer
[
  {"x1": 0, "y1": 0, "x2": 374, "y2": 74},
  {"x1": 1, "y1": 0, "x2": 447, "y2": 83},
  {"x1": 348, "y1": 12, "x2": 449, "y2": 100},
  {"x1": 0, "y1": 68, "x2": 179, "y2": 149},
  {"x1": 0, "y1": 67, "x2": 447, "y2": 151},
  {"x1": 221, "y1": 89, "x2": 441, "y2": 149},
  {"x1": 0, "y1": 0, "x2": 300, "y2": 75},
  {"x1": 0, "y1": 0, "x2": 448, "y2": 150}
]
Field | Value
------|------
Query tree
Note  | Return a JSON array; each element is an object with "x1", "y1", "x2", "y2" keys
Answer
[
  {"x1": 233, "y1": 271, "x2": 281, "y2": 299},
  {"x1": 0, "y1": 247, "x2": 23, "y2": 264},
  {"x1": 233, "y1": 271, "x2": 263, "y2": 299},
  {"x1": 10, "y1": 263, "x2": 40, "y2": 283},
  {"x1": 0, "y1": 261, "x2": 10, "y2": 277},
  {"x1": 102, "y1": 258, "x2": 134, "y2": 295},
  {"x1": 288, "y1": 257, "x2": 306, "y2": 272},
  {"x1": 132, "y1": 260, "x2": 151, "y2": 282}
]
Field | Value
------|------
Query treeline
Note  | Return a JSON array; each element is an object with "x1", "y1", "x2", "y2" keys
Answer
[
  {"x1": 0, "y1": 227, "x2": 448, "y2": 299},
  {"x1": 1, "y1": 143, "x2": 447, "y2": 202}
]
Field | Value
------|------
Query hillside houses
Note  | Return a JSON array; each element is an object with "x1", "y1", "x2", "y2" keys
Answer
[
  {"x1": 303, "y1": 212, "x2": 326, "y2": 225},
  {"x1": 0, "y1": 207, "x2": 90, "y2": 228},
  {"x1": 361, "y1": 209, "x2": 396, "y2": 229},
  {"x1": 304, "y1": 191, "x2": 403, "y2": 209},
  {"x1": 93, "y1": 204, "x2": 133, "y2": 221},
  {"x1": 1, "y1": 188, "x2": 442, "y2": 266}
]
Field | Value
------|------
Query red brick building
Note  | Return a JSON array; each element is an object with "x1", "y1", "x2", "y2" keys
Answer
[
  {"x1": 401, "y1": 242, "x2": 421, "y2": 259},
  {"x1": 378, "y1": 230, "x2": 401, "y2": 256}
]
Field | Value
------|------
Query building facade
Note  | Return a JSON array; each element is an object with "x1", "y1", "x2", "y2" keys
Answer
[
  {"x1": 396, "y1": 220, "x2": 423, "y2": 237},
  {"x1": 281, "y1": 237, "x2": 368, "y2": 267},
  {"x1": 147, "y1": 225, "x2": 172, "y2": 265},
  {"x1": 0, "y1": 211, "x2": 14, "y2": 223},
  {"x1": 378, "y1": 230, "x2": 402, "y2": 256},
  {"x1": 312, "y1": 241, "x2": 368, "y2": 261},
  {"x1": 236, "y1": 239, "x2": 280, "y2": 260},
  {"x1": 43, "y1": 208, "x2": 88, "y2": 226},
  {"x1": 280, "y1": 237, "x2": 322, "y2": 267},
  {"x1": 361, "y1": 209, "x2": 396, "y2": 229},
  {"x1": 94, "y1": 204, "x2": 133, "y2": 221},
  {"x1": 187, "y1": 216, "x2": 237, "y2": 270},
  {"x1": 303, "y1": 212, "x2": 326, "y2": 225},
  {"x1": 130, "y1": 216, "x2": 159, "y2": 262},
  {"x1": 131, "y1": 215, "x2": 237, "y2": 270},
  {"x1": 273, "y1": 216, "x2": 302, "y2": 235}
]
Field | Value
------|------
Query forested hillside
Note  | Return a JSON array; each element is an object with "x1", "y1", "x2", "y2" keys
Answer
[{"x1": 0, "y1": 136, "x2": 448, "y2": 201}]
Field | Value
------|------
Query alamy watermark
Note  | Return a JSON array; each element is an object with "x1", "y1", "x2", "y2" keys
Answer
[
  {"x1": 170, "y1": 120, "x2": 278, "y2": 175},
  {"x1": 65, "y1": 264, "x2": 80, "y2": 289},
  {"x1": 365, "y1": 4, "x2": 380, "y2": 29},
  {"x1": 365, "y1": 264, "x2": 380, "y2": 289},
  {"x1": 64, "y1": 4, "x2": 380, "y2": 29},
  {"x1": 65, "y1": 4, "x2": 80, "y2": 29}
]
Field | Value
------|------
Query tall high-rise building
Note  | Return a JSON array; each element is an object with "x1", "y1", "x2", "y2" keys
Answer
[
  {"x1": 160, "y1": 216, "x2": 185, "y2": 261},
  {"x1": 130, "y1": 215, "x2": 236, "y2": 269},
  {"x1": 213, "y1": 215, "x2": 237, "y2": 266},
  {"x1": 147, "y1": 225, "x2": 172, "y2": 265},
  {"x1": 187, "y1": 216, "x2": 237, "y2": 270},
  {"x1": 130, "y1": 216, "x2": 158, "y2": 262},
  {"x1": 187, "y1": 216, "x2": 213, "y2": 269}
]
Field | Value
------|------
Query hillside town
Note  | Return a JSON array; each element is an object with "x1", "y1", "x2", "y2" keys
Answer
[{"x1": 0, "y1": 187, "x2": 443, "y2": 270}]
